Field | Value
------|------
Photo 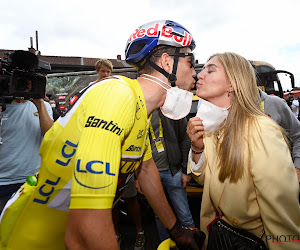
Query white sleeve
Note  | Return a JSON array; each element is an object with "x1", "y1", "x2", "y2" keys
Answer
[{"x1": 188, "y1": 149, "x2": 205, "y2": 174}]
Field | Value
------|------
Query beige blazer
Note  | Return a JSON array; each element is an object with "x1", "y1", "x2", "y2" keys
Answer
[{"x1": 188, "y1": 117, "x2": 300, "y2": 250}]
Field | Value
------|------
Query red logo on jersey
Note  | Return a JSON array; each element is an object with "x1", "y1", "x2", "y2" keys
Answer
[{"x1": 129, "y1": 23, "x2": 192, "y2": 47}]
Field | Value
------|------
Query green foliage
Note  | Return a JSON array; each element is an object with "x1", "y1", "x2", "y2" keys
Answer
[{"x1": 46, "y1": 76, "x2": 81, "y2": 96}]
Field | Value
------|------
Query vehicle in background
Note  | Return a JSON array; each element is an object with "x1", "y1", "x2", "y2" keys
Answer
[{"x1": 250, "y1": 60, "x2": 295, "y2": 98}]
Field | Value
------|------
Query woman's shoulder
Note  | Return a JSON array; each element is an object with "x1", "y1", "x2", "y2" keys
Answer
[
  {"x1": 255, "y1": 115, "x2": 278, "y2": 127},
  {"x1": 253, "y1": 115, "x2": 283, "y2": 138}
]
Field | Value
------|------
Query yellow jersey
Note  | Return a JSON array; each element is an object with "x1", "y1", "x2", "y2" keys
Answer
[{"x1": 0, "y1": 76, "x2": 152, "y2": 249}]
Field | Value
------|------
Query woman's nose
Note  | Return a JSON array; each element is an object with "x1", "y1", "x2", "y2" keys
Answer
[{"x1": 197, "y1": 71, "x2": 204, "y2": 79}]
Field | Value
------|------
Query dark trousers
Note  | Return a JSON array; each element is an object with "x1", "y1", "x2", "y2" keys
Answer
[{"x1": 0, "y1": 183, "x2": 23, "y2": 213}]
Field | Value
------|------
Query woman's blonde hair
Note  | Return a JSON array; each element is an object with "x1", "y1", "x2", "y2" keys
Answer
[{"x1": 209, "y1": 52, "x2": 284, "y2": 182}]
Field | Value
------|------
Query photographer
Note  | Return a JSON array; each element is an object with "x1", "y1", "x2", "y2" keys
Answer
[
  {"x1": 0, "y1": 97, "x2": 53, "y2": 212},
  {"x1": 0, "y1": 51, "x2": 53, "y2": 212},
  {"x1": 286, "y1": 92, "x2": 295, "y2": 108}
]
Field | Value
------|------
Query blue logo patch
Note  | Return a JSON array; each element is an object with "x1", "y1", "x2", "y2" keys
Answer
[{"x1": 74, "y1": 159, "x2": 116, "y2": 189}]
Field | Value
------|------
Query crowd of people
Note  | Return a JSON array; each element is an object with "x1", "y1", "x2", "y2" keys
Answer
[{"x1": 0, "y1": 19, "x2": 299, "y2": 250}]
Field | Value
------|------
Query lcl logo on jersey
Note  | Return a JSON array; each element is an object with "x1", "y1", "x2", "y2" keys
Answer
[
  {"x1": 33, "y1": 176, "x2": 61, "y2": 205},
  {"x1": 56, "y1": 140, "x2": 78, "y2": 167},
  {"x1": 74, "y1": 159, "x2": 116, "y2": 189},
  {"x1": 129, "y1": 23, "x2": 192, "y2": 47}
]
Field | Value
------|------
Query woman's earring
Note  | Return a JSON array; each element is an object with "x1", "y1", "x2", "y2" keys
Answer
[{"x1": 228, "y1": 91, "x2": 231, "y2": 97}]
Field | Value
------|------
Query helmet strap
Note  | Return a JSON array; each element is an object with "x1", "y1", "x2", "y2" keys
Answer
[
  {"x1": 170, "y1": 47, "x2": 180, "y2": 87},
  {"x1": 147, "y1": 47, "x2": 181, "y2": 87}
]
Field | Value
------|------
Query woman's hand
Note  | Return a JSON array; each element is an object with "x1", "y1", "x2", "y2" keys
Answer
[{"x1": 187, "y1": 117, "x2": 205, "y2": 151}]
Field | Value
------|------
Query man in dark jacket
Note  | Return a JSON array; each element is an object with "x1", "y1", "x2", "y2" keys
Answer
[{"x1": 143, "y1": 108, "x2": 195, "y2": 242}]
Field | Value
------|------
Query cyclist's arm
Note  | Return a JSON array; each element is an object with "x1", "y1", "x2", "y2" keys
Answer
[
  {"x1": 136, "y1": 157, "x2": 176, "y2": 230},
  {"x1": 65, "y1": 209, "x2": 118, "y2": 250}
]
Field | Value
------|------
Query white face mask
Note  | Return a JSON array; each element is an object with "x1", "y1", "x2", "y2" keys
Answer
[
  {"x1": 196, "y1": 99, "x2": 230, "y2": 132},
  {"x1": 50, "y1": 104, "x2": 56, "y2": 108},
  {"x1": 140, "y1": 74, "x2": 194, "y2": 120}
]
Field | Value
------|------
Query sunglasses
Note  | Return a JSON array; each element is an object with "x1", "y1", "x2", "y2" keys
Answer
[{"x1": 154, "y1": 53, "x2": 195, "y2": 68}]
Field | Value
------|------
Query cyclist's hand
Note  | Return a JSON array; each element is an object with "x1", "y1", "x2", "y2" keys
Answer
[
  {"x1": 169, "y1": 221, "x2": 206, "y2": 250},
  {"x1": 135, "y1": 180, "x2": 143, "y2": 194}
]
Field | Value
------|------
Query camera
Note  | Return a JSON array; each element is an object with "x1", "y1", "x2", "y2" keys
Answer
[{"x1": 0, "y1": 50, "x2": 51, "y2": 108}]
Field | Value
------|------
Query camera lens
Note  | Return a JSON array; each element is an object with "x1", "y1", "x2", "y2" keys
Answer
[{"x1": 16, "y1": 78, "x2": 29, "y2": 91}]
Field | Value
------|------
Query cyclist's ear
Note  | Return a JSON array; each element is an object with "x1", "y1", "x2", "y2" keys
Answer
[{"x1": 160, "y1": 53, "x2": 173, "y2": 74}]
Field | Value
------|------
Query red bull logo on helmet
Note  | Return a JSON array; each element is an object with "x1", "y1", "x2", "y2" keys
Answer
[
  {"x1": 128, "y1": 22, "x2": 192, "y2": 47},
  {"x1": 129, "y1": 23, "x2": 160, "y2": 41}
]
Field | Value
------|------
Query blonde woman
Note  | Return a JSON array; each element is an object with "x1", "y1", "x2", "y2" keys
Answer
[{"x1": 187, "y1": 52, "x2": 300, "y2": 250}]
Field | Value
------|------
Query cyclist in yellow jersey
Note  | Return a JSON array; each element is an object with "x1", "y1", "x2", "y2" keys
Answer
[{"x1": 0, "y1": 20, "x2": 206, "y2": 250}]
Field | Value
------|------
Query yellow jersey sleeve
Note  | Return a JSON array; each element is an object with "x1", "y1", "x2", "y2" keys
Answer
[
  {"x1": 70, "y1": 80, "x2": 136, "y2": 209},
  {"x1": 143, "y1": 136, "x2": 152, "y2": 162}
]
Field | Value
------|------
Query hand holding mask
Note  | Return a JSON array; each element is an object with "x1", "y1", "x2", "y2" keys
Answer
[{"x1": 196, "y1": 99, "x2": 229, "y2": 132}]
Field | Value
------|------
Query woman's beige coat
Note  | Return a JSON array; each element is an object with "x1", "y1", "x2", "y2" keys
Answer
[{"x1": 189, "y1": 116, "x2": 300, "y2": 250}]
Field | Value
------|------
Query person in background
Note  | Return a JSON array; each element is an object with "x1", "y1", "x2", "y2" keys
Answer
[
  {"x1": 95, "y1": 58, "x2": 113, "y2": 81},
  {"x1": 136, "y1": 108, "x2": 195, "y2": 243},
  {"x1": 286, "y1": 92, "x2": 295, "y2": 108},
  {"x1": 188, "y1": 52, "x2": 299, "y2": 249},
  {"x1": 49, "y1": 99, "x2": 61, "y2": 121},
  {"x1": 87, "y1": 59, "x2": 113, "y2": 87},
  {"x1": 0, "y1": 97, "x2": 53, "y2": 212},
  {"x1": 291, "y1": 96, "x2": 300, "y2": 119}
]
